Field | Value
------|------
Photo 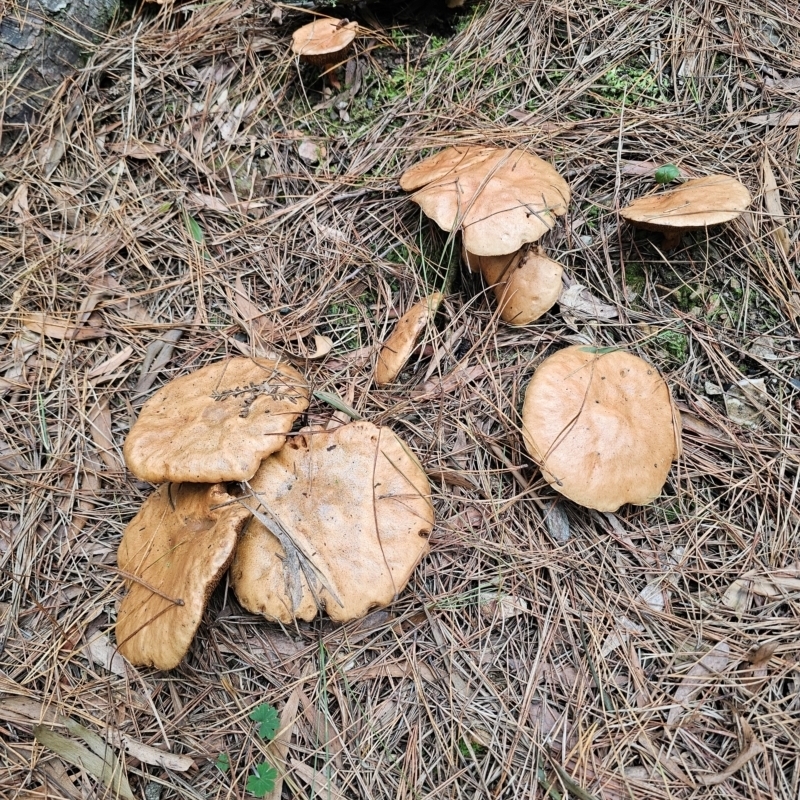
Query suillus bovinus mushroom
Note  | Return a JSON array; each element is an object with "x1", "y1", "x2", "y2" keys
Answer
[
  {"x1": 291, "y1": 17, "x2": 358, "y2": 69},
  {"x1": 231, "y1": 421, "x2": 434, "y2": 623},
  {"x1": 123, "y1": 357, "x2": 309, "y2": 484},
  {"x1": 620, "y1": 174, "x2": 751, "y2": 249},
  {"x1": 521, "y1": 345, "x2": 681, "y2": 512},
  {"x1": 400, "y1": 146, "x2": 570, "y2": 257},
  {"x1": 464, "y1": 246, "x2": 563, "y2": 325},
  {"x1": 375, "y1": 292, "x2": 443, "y2": 385},
  {"x1": 116, "y1": 482, "x2": 251, "y2": 670}
]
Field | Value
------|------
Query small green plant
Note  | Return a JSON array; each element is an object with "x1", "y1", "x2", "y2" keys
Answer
[
  {"x1": 246, "y1": 763, "x2": 278, "y2": 798},
  {"x1": 655, "y1": 164, "x2": 680, "y2": 184},
  {"x1": 657, "y1": 330, "x2": 688, "y2": 363},
  {"x1": 215, "y1": 752, "x2": 230, "y2": 773},
  {"x1": 249, "y1": 702, "x2": 280, "y2": 740}
]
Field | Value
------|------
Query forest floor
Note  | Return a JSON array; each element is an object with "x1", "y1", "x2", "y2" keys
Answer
[{"x1": 1, "y1": 0, "x2": 800, "y2": 798}]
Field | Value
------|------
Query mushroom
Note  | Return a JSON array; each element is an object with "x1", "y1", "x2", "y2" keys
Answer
[
  {"x1": 375, "y1": 292, "x2": 443, "y2": 386},
  {"x1": 123, "y1": 357, "x2": 309, "y2": 484},
  {"x1": 231, "y1": 421, "x2": 434, "y2": 623},
  {"x1": 521, "y1": 345, "x2": 681, "y2": 512},
  {"x1": 620, "y1": 174, "x2": 751, "y2": 249},
  {"x1": 291, "y1": 17, "x2": 358, "y2": 69},
  {"x1": 399, "y1": 146, "x2": 570, "y2": 256},
  {"x1": 464, "y1": 246, "x2": 563, "y2": 325},
  {"x1": 116, "y1": 482, "x2": 251, "y2": 669}
]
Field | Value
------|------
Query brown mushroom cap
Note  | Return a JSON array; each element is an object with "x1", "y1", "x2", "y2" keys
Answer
[
  {"x1": 464, "y1": 247, "x2": 563, "y2": 325},
  {"x1": 123, "y1": 357, "x2": 309, "y2": 484},
  {"x1": 291, "y1": 18, "x2": 358, "y2": 66},
  {"x1": 521, "y1": 346, "x2": 681, "y2": 512},
  {"x1": 399, "y1": 146, "x2": 570, "y2": 257},
  {"x1": 620, "y1": 175, "x2": 751, "y2": 237},
  {"x1": 231, "y1": 421, "x2": 434, "y2": 623},
  {"x1": 375, "y1": 292, "x2": 443, "y2": 386},
  {"x1": 116, "y1": 482, "x2": 251, "y2": 669}
]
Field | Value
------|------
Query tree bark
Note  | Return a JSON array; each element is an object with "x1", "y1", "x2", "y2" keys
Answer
[{"x1": 1, "y1": 0, "x2": 118, "y2": 127}]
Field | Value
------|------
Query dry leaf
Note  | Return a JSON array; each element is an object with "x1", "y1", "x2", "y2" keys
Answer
[
  {"x1": 107, "y1": 141, "x2": 168, "y2": 158},
  {"x1": 87, "y1": 397, "x2": 117, "y2": 471},
  {"x1": 345, "y1": 661, "x2": 438, "y2": 682},
  {"x1": 83, "y1": 624, "x2": 129, "y2": 677},
  {"x1": 478, "y1": 590, "x2": 529, "y2": 620},
  {"x1": 297, "y1": 140, "x2": 325, "y2": 165},
  {"x1": 601, "y1": 581, "x2": 666, "y2": 655},
  {"x1": 309, "y1": 335, "x2": 334, "y2": 359},
  {"x1": 187, "y1": 192, "x2": 231, "y2": 213},
  {"x1": 11, "y1": 183, "x2": 30, "y2": 221},
  {"x1": 724, "y1": 378, "x2": 768, "y2": 429},
  {"x1": 220, "y1": 97, "x2": 261, "y2": 142},
  {"x1": 87, "y1": 346, "x2": 134, "y2": 380},
  {"x1": 263, "y1": 690, "x2": 301, "y2": 800},
  {"x1": 762, "y1": 150, "x2": 791, "y2": 257},
  {"x1": 543, "y1": 500, "x2": 570, "y2": 543},
  {"x1": 667, "y1": 641, "x2": 731, "y2": 726},
  {"x1": 559, "y1": 283, "x2": 618, "y2": 320},
  {"x1": 747, "y1": 111, "x2": 800, "y2": 127},
  {"x1": 412, "y1": 364, "x2": 486, "y2": 398},
  {"x1": 290, "y1": 759, "x2": 347, "y2": 800},
  {"x1": 22, "y1": 312, "x2": 107, "y2": 341}
]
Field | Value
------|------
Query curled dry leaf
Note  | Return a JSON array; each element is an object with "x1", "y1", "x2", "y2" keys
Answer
[
  {"x1": 375, "y1": 293, "x2": 443, "y2": 386},
  {"x1": 23, "y1": 312, "x2": 107, "y2": 341},
  {"x1": 558, "y1": 283, "x2": 618, "y2": 321},
  {"x1": 116, "y1": 482, "x2": 252, "y2": 669},
  {"x1": 666, "y1": 641, "x2": 731, "y2": 726},
  {"x1": 231, "y1": 421, "x2": 434, "y2": 624},
  {"x1": 309, "y1": 335, "x2": 334, "y2": 359}
]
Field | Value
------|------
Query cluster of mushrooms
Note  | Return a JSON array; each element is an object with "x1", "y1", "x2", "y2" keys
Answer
[
  {"x1": 116, "y1": 21, "x2": 755, "y2": 669},
  {"x1": 117, "y1": 357, "x2": 433, "y2": 669}
]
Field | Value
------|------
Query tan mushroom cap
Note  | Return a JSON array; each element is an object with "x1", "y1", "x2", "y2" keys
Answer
[
  {"x1": 521, "y1": 346, "x2": 681, "y2": 512},
  {"x1": 399, "y1": 146, "x2": 570, "y2": 257},
  {"x1": 231, "y1": 421, "x2": 434, "y2": 624},
  {"x1": 375, "y1": 292, "x2": 443, "y2": 386},
  {"x1": 464, "y1": 247, "x2": 563, "y2": 325},
  {"x1": 116, "y1": 482, "x2": 250, "y2": 669},
  {"x1": 291, "y1": 18, "x2": 358, "y2": 65},
  {"x1": 620, "y1": 175, "x2": 751, "y2": 235},
  {"x1": 123, "y1": 357, "x2": 309, "y2": 484}
]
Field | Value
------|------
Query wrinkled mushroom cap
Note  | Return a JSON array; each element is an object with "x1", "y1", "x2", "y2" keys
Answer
[
  {"x1": 399, "y1": 146, "x2": 570, "y2": 256},
  {"x1": 116, "y1": 483, "x2": 250, "y2": 669},
  {"x1": 620, "y1": 175, "x2": 751, "y2": 232},
  {"x1": 231, "y1": 421, "x2": 434, "y2": 623},
  {"x1": 464, "y1": 247, "x2": 563, "y2": 325},
  {"x1": 521, "y1": 346, "x2": 681, "y2": 512},
  {"x1": 123, "y1": 357, "x2": 309, "y2": 484},
  {"x1": 375, "y1": 292, "x2": 443, "y2": 385},
  {"x1": 291, "y1": 18, "x2": 358, "y2": 65}
]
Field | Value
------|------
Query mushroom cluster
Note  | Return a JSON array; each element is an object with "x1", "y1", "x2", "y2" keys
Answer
[{"x1": 116, "y1": 357, "x2": 433, "y2": 669}]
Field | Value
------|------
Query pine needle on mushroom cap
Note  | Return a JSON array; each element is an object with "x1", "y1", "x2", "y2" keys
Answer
[
  {"x1": 116, "y1": 483, "x2": 251, "y2": 670},
  {"x1": 231, "y1": 421, "x2": 434, "y2": 624},
  {"x1": 399, "y1": 146, "x2": 570, "y2": 257},
  {"x1": 375, "y1": 292, "x2": 443, "y2": 386},
  {"x1": 464, "y1": 247, "x2": 563, "y2": 326},
  {"x1": 123, "y1": 357, "x2": 309, "y2": 484},
  {"x1": 521, "y1": 345, "x2": 681, "y2": 512}
]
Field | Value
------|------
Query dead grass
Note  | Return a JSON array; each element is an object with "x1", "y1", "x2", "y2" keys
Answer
[{"x1": 1, "y1": 0, "x2": 800, "y2": 797}]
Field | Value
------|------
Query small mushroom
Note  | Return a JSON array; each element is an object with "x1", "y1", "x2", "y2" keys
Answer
[
  {"x1": 123, "y1": 357, "x2": 309, "y2": 484},
  {"x1": 400, "y1": 146, "x2": 570, "y2": 256},
  {"x1": 620, "y1": 174, "x2": 751, "y2": 249},
  {"x1": 464, "y1": 246, "x2": 563, "y2": 325},
  {"x1": 116, "y1": 482, "x2": 251, "y2": 669},
  {"x1": 291, "y1": 17, "x2": 358, "y2": 69},
  {"x1": 375, "y1": 292, "x2": 443, "y2": 385},
  {"x1": 231, "y1": 421, "x2": 434, "y2": 623},
  {"x1": 521, "y1": 345, "x2": 681, "y2": 512}
]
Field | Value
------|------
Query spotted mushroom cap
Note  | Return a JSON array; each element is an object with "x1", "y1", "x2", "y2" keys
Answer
[
  {"x1": 116, "y1": 482, "x2": 251, "y2": 670},
  {"x1": 400, "y1": 146, "x2": 570, "y2": 257},
  {"x1": 231, "y1": 421, "x2": 434, "y2": 623},
  {"x1": 521, "y1": 345, "x2": 681, "y2": 512},
  {"x1": 123, "y1": 357, "x2": 309, "y2": 484}
]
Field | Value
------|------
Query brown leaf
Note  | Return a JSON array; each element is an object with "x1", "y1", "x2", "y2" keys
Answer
[
  {"x1": 263, "y1": 689, "x2": 301, "y2": 800},
  {"x1": 22, "y1": 312, "x2": 107, "y2": 341},
  {"x1": 762, "y1": 150, "x2": 791, "y2": 257},
  {"x1": 290, "y1": 759, "x2": 347, "y2": 800},
  {"x1": 667, "y1": 641, "x2": 731, "y2": 726},
  {"x1": 308, "y1": 335, "x2": 334, "y2": 359},
  {"x1": 747, "y1": 111, "x2": 800, "y2": 126},
  {"x1": 346, "y1": 661, "x2": 439, "y2": 682},
  {"x1": 87, "y1": 397, "x2": 118, "y2": 471},
  {"x1": 107, "y1": 141, "x2": 169, "y2": 158},
  {"x1": 559, "y1": 283, "x2": 618, "y2": 320},
  {"x1": 412, "y1": 364, "x2": 486, "y2": 398},
  {"x1": 87, "y1": 346, "x2": 134, "y2": 380}
]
